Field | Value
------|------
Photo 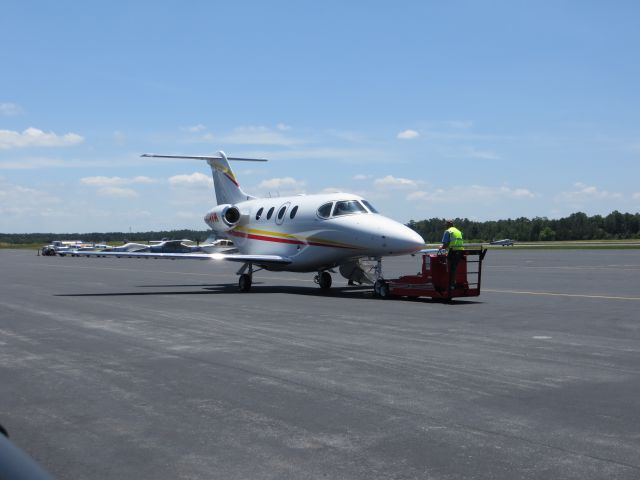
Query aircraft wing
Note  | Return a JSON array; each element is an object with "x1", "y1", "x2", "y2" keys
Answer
[
  {"x1": 70, "y1": 250, "x2": 292, "y2": 265},
  {"x1": 417, "y1": 248, "x2": 443, "y2": 254}
]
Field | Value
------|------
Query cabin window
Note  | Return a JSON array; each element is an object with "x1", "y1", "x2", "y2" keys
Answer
[
  {"x1": 289, "y1": 205, "x2": 299, "y2": 219},
  {"x1": 266, "y1": 207, "x2": 275, "y2": 220},
  {"x1": 333, "y1": 200, "x2": 367, "y2": 216},
  {"x1": 277, "y1": 206, "x2": 287, "y2": 220},
  {"x1": 317, "y1": 202, "x2": 333, "y2": 219},
  {"x1": 361, "y1": 200, "x2": 378, "y2": 214},
  {"x1": 255, "y1": 207, "x2": 264, "y2": 220}
]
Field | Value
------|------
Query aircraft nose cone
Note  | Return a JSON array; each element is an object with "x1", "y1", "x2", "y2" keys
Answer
[{"x1": 383, "y1": 226, "x2": 425, "y2": 254}]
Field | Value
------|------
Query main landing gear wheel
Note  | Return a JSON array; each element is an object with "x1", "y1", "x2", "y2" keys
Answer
[
  {"x1": 374, "y1": 279, "x2": 389, "y2": 298},
  {"x1": 238, "y1": 273, "x2": 252, "y2": 292},
  {"x1": 318, "y1": 271, "x2": 332, "y2": 290}
]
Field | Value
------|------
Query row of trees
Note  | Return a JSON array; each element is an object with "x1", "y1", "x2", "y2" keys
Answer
[
  {"x1": 2, "y1": 211, "x2": 639, "y2": 245},
  {"x1": 0, "y1": 229, "x2": 214, "y2": 245},
  {"x1": 408, "y1": 211, "x2": 640, "y2": 243}
]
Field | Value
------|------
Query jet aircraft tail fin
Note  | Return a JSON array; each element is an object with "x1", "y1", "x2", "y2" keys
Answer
[{"x1": 141, "y1": 151, "x2": 267, "y2": 205}]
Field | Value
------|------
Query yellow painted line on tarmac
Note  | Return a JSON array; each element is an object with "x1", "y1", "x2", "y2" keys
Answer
[
  {"x1": 484, "y1": 289, "x2": 640, "y2": 301},
  {"x1": 487, "y1": 265, "x2": 640, "y2": 271}
]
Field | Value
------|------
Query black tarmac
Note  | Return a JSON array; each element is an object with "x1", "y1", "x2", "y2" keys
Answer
[{"x1": 1, "y1": 249, "x2": 639, "y2": 479}]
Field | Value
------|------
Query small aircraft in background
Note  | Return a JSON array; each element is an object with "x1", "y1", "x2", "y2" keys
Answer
[
  {"x1": 490, "y1": 238, "x2": 515, "y2": 246},
  {"x1": 99, "y1": 239, "x2": 236, "y2": 255},
  {"x1": 70, "y1": 151, "x2": 425, "y2": 291}
]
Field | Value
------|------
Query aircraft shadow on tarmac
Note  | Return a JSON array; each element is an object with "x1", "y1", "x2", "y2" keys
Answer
[{"x1": 55, "y1": 283, "x2": 482, "y2": 304}]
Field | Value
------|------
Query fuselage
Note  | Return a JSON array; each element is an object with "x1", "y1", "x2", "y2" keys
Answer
[{"x1": 204, "y1": 193, "x2": 425, "y2": 272}]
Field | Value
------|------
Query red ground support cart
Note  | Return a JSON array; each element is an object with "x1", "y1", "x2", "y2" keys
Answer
[{"x1": 373, "y1": 248, "x2": 487, "y2": 300}]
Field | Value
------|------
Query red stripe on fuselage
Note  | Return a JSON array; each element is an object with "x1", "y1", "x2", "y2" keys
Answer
[
  {"x1": 228, "y1": 230, "x2": 300, "y2": 245},
  {"x1": 228, "y1": 230, "x2": 356, "y2": 249}
]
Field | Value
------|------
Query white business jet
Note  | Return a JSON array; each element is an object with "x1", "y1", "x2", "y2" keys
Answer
[{"x1": 73, "y1": 151, "x2": 425, "y2": 291}]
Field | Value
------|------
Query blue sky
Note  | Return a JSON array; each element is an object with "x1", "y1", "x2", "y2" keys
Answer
[{"x1": 1, "y1": 1, "x2": 639, "y2": 233}]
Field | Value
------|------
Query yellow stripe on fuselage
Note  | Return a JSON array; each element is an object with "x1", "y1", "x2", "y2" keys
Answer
[{"x1": 233, "y1": 226, "x2": 361, "y2": 250}]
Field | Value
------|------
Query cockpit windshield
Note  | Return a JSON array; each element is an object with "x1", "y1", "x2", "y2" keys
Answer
[
  {"x1": 317, "y1": 199, "x2": 378, "y2": 219},
  {"x1": 361, "y1": 199, "x2": 378, "y2": 214},
  {"x1": 317, "y1": 202, "x2": 333, "y2": 218},
  {"x1": 333, "y1": 200, "x2": 367, "y2": 216}
]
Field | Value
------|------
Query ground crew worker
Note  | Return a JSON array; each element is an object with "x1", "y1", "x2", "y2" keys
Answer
[{"x1": 441, "y1": 219, "x2": 464, "y2": 295}]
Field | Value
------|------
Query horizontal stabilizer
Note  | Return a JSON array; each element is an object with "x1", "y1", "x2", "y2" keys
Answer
[{"x1": 141, "y1": 154, "x2": 267, "y2": 162}]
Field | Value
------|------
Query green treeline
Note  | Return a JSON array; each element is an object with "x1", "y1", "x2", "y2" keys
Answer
[
  {"x1": 408, "y1": 211, "x2": 640, "y2": 243},
  {"x1": 0, "y1": 229, "x2": 213, "y2": 245},
  {"x1": 1, "y1": 211, "x2": 639, "y2": 245}
]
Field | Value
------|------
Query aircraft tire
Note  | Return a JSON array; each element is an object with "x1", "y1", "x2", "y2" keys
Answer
[
  {"x1": 238, "y1": 274, "x2": 252, "y2": 292},
  {"x1": 319, "y1": 271, "x2": 332, "y2": 290},
  {"x1": 379, "y1": 281, "x2": 390, "y2": 298},
  {"x1": 373, "y1": 279, "x2": 384, "y2": 297}
]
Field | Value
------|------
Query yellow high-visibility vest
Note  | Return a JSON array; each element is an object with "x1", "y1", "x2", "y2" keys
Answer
[{"x1": 447, "y1": 227, "x2": 464, "y2": 250}]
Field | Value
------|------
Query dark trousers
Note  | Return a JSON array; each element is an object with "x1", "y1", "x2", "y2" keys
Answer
[{"x1": 447, "y1": 250, "x2": 464, "y2": 290}]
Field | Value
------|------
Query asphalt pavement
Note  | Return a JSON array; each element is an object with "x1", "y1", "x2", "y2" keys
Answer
[{"x1": 1, "y1": 248, "x2": 639, "y2": 479}]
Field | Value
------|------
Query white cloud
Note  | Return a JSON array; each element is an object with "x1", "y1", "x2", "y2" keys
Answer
[
  {"x1": 469, "y1": 185, "x2": 534, "y2": 199},
  {"x1": 221, "y1": 126, "x2": 301, "y2": 146},
  {"x1": 353, "y1": 174, "x2": 372, "y2": 181},
  {"x1": 373, "y1": 175, "x2": 418, "y2": 189},
  {"x1": 168, "y1": 172, "x2": 212, "y2": 188},
  {"x1": 558, "y1": 183, "x2": 623, "y2": 202},
  {"x1": 0, "y1": 153, "x2": 150, "y2": 170},
  {"x1": 406, "y1": 190, "x2": 444, "y2": 202},
  {"x1": 259, "y1": 177, "x2": 306, "y2": 190},
  {"x1": 0, "y1": 102, "x2": 23, "y2": 116},
  {"x1": 276, "y1": 123, "x2": 292, "y2": 131},
  {"x1": 181, "y1": 124, "x2": 207, "y2": 133},
  {"x1": 96, "y1": 186, "x2": 138, "y2": 198},
  {"x1": 80, "y1": 176, "x2": 155, "y2": 198},
  {"x1": 319, "y1": 187, "x2": 344, "y2": 194},
  {"x1": 0, "y1": 127, "x2": 83, "y2": 149},
  {"x1": 407, "y1": 185, "x2": 535, "y2": 203},
  {"x1": 461, "y1": 147, "x2": 500, "y2": 160},
  {"x1": 632, "y1": 192, "x2": 640, "y2": 200},
  {"x1": 80, "y1": 176, "x2": 155, "y2": 187},
  {"x1": 397, "y1": 129, "x2": 420, "y2": 140},
  {"x1": 444, "y1": 120, "x2": 473, "y2": 129},
  {"x1": 257, "y1": 147, "x2": 382, "y2": 162},
  {"x1": 0, "y1": 179, "x2": 62, "y2": 218},
  {"x1": 0, "y1": 157, "x2": 77, "y2": 169}
]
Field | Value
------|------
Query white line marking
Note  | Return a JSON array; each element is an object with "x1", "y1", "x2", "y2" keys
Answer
[{"x1": 484, "y1": 289, "x2": 640, "y2": 301}]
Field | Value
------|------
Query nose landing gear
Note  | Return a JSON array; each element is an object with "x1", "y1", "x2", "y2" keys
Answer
[
  {"x1": 373, "y1": 279, "x2": 389, "y2": 298},
  {"x1": 371, "y1": 257, "x2": 389, "y2": 298},
  {"x1": 314, "y1": 271, "x2": 332, "y2": 290}
]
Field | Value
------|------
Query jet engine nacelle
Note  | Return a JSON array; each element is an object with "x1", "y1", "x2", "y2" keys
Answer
[{"x1": 204, "y1": 204, "x2": 241, "y2": 232}]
